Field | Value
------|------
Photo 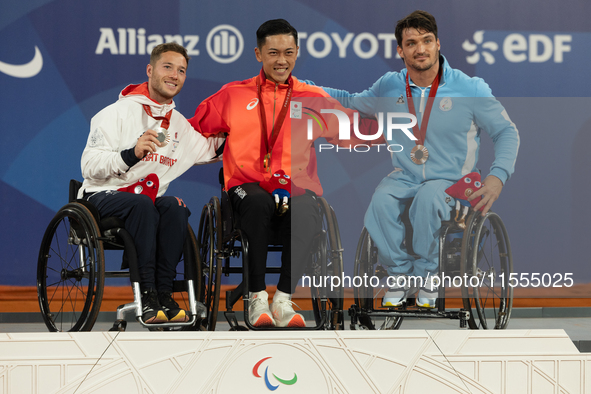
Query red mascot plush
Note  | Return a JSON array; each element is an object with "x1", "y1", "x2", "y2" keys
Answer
[
  {"x1": 445, "y1": 172, "x2": 483, "y2": 228},
  {"x1": 118, "y1": 173, "x2": 160, "y2": 204},
  {"x1": 259, "y1": 170, "x2": 304, "y2": 216}
]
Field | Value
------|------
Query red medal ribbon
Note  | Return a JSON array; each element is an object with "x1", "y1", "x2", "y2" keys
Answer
[
  {"x1": 257, "y1": 75, "x2": 293, "y2": 171},
  {"x1": 142, "y1": 104, "x2": 173, "y2": 129},
  {"x1": 405, "y1": 67, "x2": 442, "y2": 146}
]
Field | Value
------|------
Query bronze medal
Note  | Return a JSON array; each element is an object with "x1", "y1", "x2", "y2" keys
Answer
[{"x1": 410, "y1": 144, "x2": 429, "y2": 165}]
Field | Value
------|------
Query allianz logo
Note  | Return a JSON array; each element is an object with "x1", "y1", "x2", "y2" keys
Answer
[
  {"x1": 95, "y1": 25, "x2": 244, "y2": 64},
  {"x1": 462, "y1": 30, "x2": 572, "y2": 64}
]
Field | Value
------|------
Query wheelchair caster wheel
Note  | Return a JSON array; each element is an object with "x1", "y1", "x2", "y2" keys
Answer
[{"x1": 109, "y1": 320, "x2": 127, "y2": 332}]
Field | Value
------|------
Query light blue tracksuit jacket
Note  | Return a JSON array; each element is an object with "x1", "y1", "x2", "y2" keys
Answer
[{"x1": 321, "y1": 55, "x2": 520, "y2": 277}]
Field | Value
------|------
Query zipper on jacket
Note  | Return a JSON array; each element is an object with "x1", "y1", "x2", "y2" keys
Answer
[
  {"x1": 272, "y1": 83, "x2": 278, "y2": 134},
  {"x1": 417, "y1": 86, "x2": 427, "y2": 114}
]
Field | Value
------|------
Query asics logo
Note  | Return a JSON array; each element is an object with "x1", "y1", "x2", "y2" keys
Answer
[
  {"x1": 0, "y1": 46, "x2": 43, "y2": 78},
  {"x1": 246, "y1": 98, "x2": 259, "y2": 110}
]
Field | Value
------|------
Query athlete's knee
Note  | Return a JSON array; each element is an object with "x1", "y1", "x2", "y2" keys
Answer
[{"x1": 157, "y1": 196, "x2": 190, "y2": 218}]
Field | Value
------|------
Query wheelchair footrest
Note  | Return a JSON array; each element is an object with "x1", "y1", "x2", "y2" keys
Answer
[{"x1": 224, "y1": 311, "x2": 242, "y2": 330}]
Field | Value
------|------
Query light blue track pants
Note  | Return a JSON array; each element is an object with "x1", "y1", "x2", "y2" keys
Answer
[{"x1": 364, "y1": 175, "x2": 455, "y2": 278}]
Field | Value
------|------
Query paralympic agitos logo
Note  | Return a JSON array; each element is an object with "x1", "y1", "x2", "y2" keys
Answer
[{"x1": 252, "y1": 357, "x2": 298, "y2": 391}]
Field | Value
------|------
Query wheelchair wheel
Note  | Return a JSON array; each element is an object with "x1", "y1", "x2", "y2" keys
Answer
[
  {"x1": 461, "y1": 211, "x2": 513, "y2": 329},
  {"x1": 353, "y1": 228, "x2": 403, "y2": 330},
  {"x1": 310, "y1": 198, "x2": 344, "y2": 330},
  {"x1": 37, "y1": 203, "x2": 105, "y2": 332},
  {"x1": 197, "y1": 197, "x2": 222, "y2": 331},
  {"x1": 170, "y1": 224, "x2": 202, "y2": 331}
]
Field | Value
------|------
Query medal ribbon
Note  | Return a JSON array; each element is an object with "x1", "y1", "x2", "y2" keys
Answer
[
  {"x1": 257, "y1": 75, "x2": 293, "y2": 171},
  {"x1": 405, "y1": 67, "x2": 442, "y2": 146},
  {"x1": 143, "y1": 105, "x2": 173, "y2": 129}
]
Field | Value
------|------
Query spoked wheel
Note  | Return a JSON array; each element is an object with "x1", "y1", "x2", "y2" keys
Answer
[
  {"x1": 37, "y1": 203, "x2": 105, "y2": 332},
  {"x1": 353, "y1": 228, "x2": 403, "y2": 330},
  {"x1": 461, "y1": 211, "x2": 513, "y2": 329},
  {"x1": 310, "y1": 198, "x2": 344, "y2": 330},
  {"x1": 197, "y1": 197, "x2": 222, "y2": 331},
  {"x1": 169, "y1": 224, "x2": 203, "y2": 331}
]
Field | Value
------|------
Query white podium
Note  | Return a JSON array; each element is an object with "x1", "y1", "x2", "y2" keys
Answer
[{"x1": 0, "y1": 330, "x2": 587, "y2": 393}]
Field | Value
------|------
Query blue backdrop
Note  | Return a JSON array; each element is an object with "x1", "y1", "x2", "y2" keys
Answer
[{"x1": 1, "y1": 0, "x2": 590, "y2": 292}]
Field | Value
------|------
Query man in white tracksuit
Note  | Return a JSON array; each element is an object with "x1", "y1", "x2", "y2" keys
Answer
[
  {"x1": 79, "y1": 42, "x2": 223, "y2": 323},
  {"x1": 319, "y1": 10, "x2": 519, "y2": 308}
]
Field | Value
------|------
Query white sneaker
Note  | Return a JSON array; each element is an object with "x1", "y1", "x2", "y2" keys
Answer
[
  {"x1": 270, "y1": 290, "x2": 306, "y2": 328},
  {"x1": 382, "y1": 274, "x2": 410, "y2": 307},
  {"x1": 417, "y1": 275, "x2": 439, "y2": 308},
  {"x1": 248, "y1": 290, "x2": 275, "y2": 327}
]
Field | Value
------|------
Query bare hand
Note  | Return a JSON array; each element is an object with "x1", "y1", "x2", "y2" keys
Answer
[
  {"x1": 134, "y1": 129, "x2": 161, "y2": 159},
  {"x1": 468, "y1": 175, "x2": 503, "y2": 216}
]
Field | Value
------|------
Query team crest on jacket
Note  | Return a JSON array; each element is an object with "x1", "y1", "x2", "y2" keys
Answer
[
  {"x1": 290, "y1": 101, "x2": 302, "y2": 119},
  {"x1": 439, "y1": 97, "x2": 453, "y2": 111},
  {"x1": 89, "y1": 128, "x2": 104, "y2": 147}
]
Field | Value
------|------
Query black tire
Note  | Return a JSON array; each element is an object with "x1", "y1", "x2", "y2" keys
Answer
[
  {"x1": 310, "y1": 198, "x2": 344, "y2": 330},
  {"x1": 37, "y1": 203, "x2": 104, "y2": 332},
  {"x1": 353, "y1": 228, "x2": 403, "y2": 330},
  {"x1": 461, "y1": 211, "x2": 513, "y2": 329},
  {"x1": 197, "y1": 198, "x2": 222, "y2": 331}
]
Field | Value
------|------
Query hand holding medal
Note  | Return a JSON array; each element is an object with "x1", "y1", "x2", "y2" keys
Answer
[{"x1": 135, "y1": 129, "x2": 162, "y2": 159}]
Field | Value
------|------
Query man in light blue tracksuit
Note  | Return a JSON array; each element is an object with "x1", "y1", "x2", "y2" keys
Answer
[{"x1": 318, "y1": 10, "x2": 519, "y2": 307}]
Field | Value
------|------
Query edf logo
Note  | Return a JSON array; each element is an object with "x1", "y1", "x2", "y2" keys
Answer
[{"x1": 463, "y1": 31, "x2": 572, "y2": 64}]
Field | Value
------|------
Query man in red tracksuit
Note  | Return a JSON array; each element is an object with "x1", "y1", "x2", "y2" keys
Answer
[{"x1": 190, "y1": 19, "x2": 367, "y2": 328}]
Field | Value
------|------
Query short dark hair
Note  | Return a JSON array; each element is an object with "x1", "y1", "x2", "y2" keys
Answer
[
  {"x1": 395, "y1": 10, "x2": 438, "y2": 47},
  {"x1": 150, "y1": 42, "x2": 190, "y2": 66},
  {"x1": 256, "y1": 19, "x2": 298, "y2": 49}
]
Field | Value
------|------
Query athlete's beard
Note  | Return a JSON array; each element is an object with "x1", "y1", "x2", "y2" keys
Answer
[{"x1": 404, "y1": 50, "x2": 440, "y2": 73}]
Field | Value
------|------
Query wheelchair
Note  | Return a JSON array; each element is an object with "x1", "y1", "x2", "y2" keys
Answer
[
  {"x1": 36, "y1": 180, "x2": 205, "y2": 332},
  {"x1": 349, "y1": 206, "x2": 513, "y2": 330},
  {"x1": 197, "y1": 173, "x2": 344, "y2": 331}
]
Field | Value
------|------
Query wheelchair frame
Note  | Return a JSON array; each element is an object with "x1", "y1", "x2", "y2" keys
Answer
[
  {"x1": 197, "y1": 189, "x2": 345, "y2": 331},
  {"x1": 349, "y1": 209, "x2": 513, "y2": 330},
  {"x1": 36, "y1": 180, "x2": 205, "y2": 332}
]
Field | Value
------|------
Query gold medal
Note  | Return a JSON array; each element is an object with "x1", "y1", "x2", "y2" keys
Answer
[
  {"x1": 263, "y1": 153, "x2": 271, "y2": 171},
  {"x1": 410, "y1": 145, "x2": 429, "y2": 165}
]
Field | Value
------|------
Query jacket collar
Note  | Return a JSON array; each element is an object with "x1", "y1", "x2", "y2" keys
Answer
[{"x1": 119, "y1": 82, "x2": 175, "y2": 115}]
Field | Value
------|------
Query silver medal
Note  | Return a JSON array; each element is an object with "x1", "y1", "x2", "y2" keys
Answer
[{"x1": 155, "y1": 127, "x2": 169, "y2": 147}]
